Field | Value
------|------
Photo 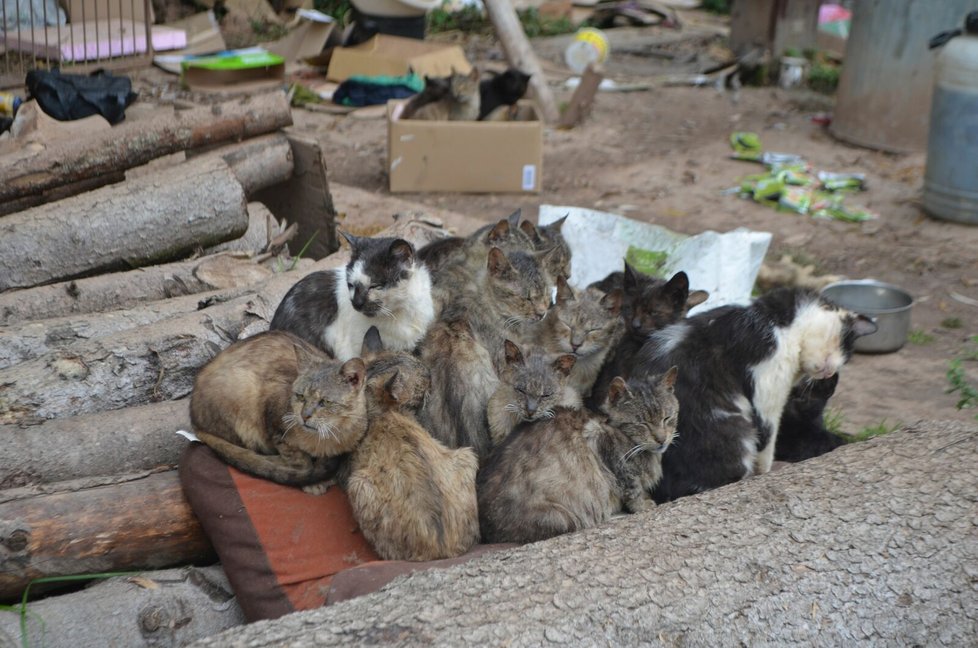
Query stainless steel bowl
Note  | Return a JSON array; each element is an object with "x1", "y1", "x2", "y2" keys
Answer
[{"x1": 821, "y1": 280, "x2": 914, "y2": 354}]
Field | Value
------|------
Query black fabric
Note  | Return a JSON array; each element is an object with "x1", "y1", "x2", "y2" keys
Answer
[
  {"x1": 345, "y1": 7, "x2": 426, "y2": 46},
  {"x1": 25, "y1": 68, "x2": 137, "y2": 124},
  {"x1": 332, "y1": 77, "x2": 419, "y2": 107}
]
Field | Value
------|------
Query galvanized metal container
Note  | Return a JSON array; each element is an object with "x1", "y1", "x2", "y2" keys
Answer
[
  {"x1": 822, "y1": 280, "x2": 914, "y2": 354},
  {"x1": 831, "y1": 0, "x2": 976, "y2": 153}
]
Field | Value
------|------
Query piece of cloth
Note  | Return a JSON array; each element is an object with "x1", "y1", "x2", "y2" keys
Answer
[
  {"x1": 332, "y1": 73, "x2": 424, "y2": 107},
  {"x1": 25, "y1": 69, "x2": 137, "y2": 124}
]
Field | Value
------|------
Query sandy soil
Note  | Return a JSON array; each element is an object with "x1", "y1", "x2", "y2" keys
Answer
[{"x1": 140, "y1": 15, "x2": 978, "y2": 436}]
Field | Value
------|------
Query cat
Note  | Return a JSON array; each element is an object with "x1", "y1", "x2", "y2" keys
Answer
[
  {"x1": 418, "y1": 246, "x2": 554, "y2": 461},
  {"x1": 477, "y1": 369, "x2": 679, "y2": 545},
  {"x1": 522, "y1": 276, "x2": 623, "y2": 401},
  {"x1": 360, "y1": 325, "x2": 431, "y2": 415},
  {"x1": 588, "y1": 266, "x2": 708, "y2": 407},
  {"x1": 418, "y1": 209, "x2": 528, "y2": 278},
  {"x1": 345, "y1": 329, "x2": 480, "y2": 561},
  {"x1": 774, "y1": 374, "x2": 845, "y2": 462},
  {"x1": 633, "y1": 287, "x2": 877, "y2": 502},
  {"x1": 519, "y1": 215, "x2": 571, "y2": 283},
  {"x1": 269, "y1": 232, "x2": 434, "y2": 361},
  {"x1": 486, "y1": 339, "x2": 577, "y2": 446},
  {"x1": 399, "y1": 74, "x2": 451, "y2": 120},
  {"x1": 410, "y1": 67, "x2": 481, "y2": 122},
  {"x1": 478, "y1": 67, "x2": 531, "y2": 120},
  {"x1": 189, "y1": 331, "x2": 368, "y2": 486}
]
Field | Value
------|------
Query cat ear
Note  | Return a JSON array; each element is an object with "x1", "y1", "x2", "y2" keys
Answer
[
  {"x1": 468, "y1": 67, "x2": 480, "y2": 81},
  {"x1": 519, "y1": 219, "x2": 542, "y2": 243},
  {"x1": 487, "y1": 219, "x2": 511, "y2": 243},
  {"x1": 554, "y1": 354, "x2": 577, "y2": 376},
  {"x1": 503, "y1": 339, "x2": 525, "y2": 366},
  {"x1": 686, "y1": 289, "x2": 709, "y2": 310},
  {"x1": 542, "y1": 214, "x2": 568, "y2": 236},
  {"x1": 851, "y1": 313, "x2": 878, "y2": 338},
  {"x1": 487, "y1": 247, "x2": 513, "y2": 277},
  {"x1": 607, "y1": 376, "x2": 629, "y2": 405},
  {"x1": 506, "y1": 208, "x2": 522, "y2": 228},
  {"x1": 360, "y1": 326, "x2": 384, "y2": 358},
  {"x1": 340, "y1": 358, "x2": 366, "y2": 391},
  {"x1": 623, "y1": 262, "x2": 640, "y2": 292},
  {"x1": 555, "y1": 275, "x2": 575, "y2": 304},
  {"x1": 600, "y1": 288, "x2": 624, "y2": 316},
  {"x1": 339, "y1": 231, "x2": 359, "y2": 253},
  {"x1": 661, "y1": 366, "x2": 679, "y2": 390},
  {"x1": 662, "y1": 271, "x2": 691, "y2": 308},
  {"x1": 384, "y1": 369, "x2": 404, "y2": 403},
  {"x1": 388, "y1": 239, "x2": 415, "y2": 266}
]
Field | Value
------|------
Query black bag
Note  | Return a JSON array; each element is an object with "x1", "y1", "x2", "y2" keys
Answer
[{"x1": 25, "y1": 68, "x2": 138, "y2": 124}]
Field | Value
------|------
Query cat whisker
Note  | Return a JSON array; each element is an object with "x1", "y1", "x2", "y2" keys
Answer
[
  {"x1": 619, "y1": 444, "x2": 647, "y2": 465},
  {"x1": 503, "y1": 403, "x2": 522, "y2": 414},
  {"x1": 379, "y1": 305, "x2": 397, "y2": 321},
  {"x1": 540, "y1": 408, "x2": 556, "y2": 420}
]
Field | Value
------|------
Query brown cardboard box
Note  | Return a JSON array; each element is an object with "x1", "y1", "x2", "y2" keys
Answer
[
  {"x1": 327, "y1": 34, "x2": 471, "y2": 82},
  {"x1": 387, "y1": 101, "x2": 543, "y2": 194}
]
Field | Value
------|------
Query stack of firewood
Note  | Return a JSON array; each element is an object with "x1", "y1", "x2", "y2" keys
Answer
[{"x1": 0, "y1": 91, "x2": 347, "y2": 645}]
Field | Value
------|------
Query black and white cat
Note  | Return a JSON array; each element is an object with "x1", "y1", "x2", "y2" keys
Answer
[
  {"x1": 269, "y1": 233, "x2": 434, "y2": 361},
  {"x1": 634, "y1": 287, "x2": 877, "y2": 502}
]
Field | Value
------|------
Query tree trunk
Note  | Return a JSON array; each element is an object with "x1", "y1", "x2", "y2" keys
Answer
[
  {"x1": 0, "y1": 565, "x2": 245, "y2": 648},
  {"x1": 0, "y1": 92, "x2": 293, "y2": 205},
  {"x1": 201, "y1": 133, "x2": 296, "y2": 197},
  {"x1": 0, "y1": 470, "x2": 215, "y2": 601},
  {"x1": 0, "y1": 172, "x2": 126, "y2": 218},
  {"x1": 482, "y1": 0, "x2": 560, "y2": 124},
  {"x1": 189, "y1": 421, "x2": 978, "y2": 647},
  {"x1": 0, "y1": 156, "x2": 250, "y2": 293},
  {"x1": 0, "y1": 218, "x2": 448, "y2": 425},
  {"x1": 0, "y1": 399, "x2": 191, "y2": 489}
]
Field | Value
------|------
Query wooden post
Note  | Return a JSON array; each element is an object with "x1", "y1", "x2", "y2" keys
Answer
[{"x1": 482, "y1": 0, "x2": 561, "y2": 125}]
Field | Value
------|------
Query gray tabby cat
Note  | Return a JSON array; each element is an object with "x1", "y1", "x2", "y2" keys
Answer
[
  {"x1": 478, "y1": 369, "x2": 679, "y2": 544},
  {"x1": 410, "y1": 67, "x2": 481, "y2": 121}
]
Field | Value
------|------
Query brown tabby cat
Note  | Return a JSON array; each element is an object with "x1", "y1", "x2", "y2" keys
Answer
[
  {"x1": 523, "y1": 276, "x2": 624, "y2": 401},
  {"x1": 399, "y1": 73, "x2": 451, "y2": 120},
  {"x1": 189, "y1": 331, "x2": 368, "y2": 486},
  {"x1": 418, "y1": 246, "x2": 554, "y2": 460},
  {"x1": 477, "y1": 368, "x2": 679, "y2": 545},
  {"x1": 345, "y1": 329, "x2": 480, "y2": 561},
  {"x1": 410, "y1": 67, "x2": 481, "y2": 122},
  {"x1": 487, "y1": 339, "x2": 577, "y2": 446},
  {"x1": 519, "y1": 215, "x2": 571, "y2": 284}
]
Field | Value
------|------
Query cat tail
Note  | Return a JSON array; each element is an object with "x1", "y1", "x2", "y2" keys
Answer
[{"x1": 194, "y1": 431, "x2": 339, "y2": 487}]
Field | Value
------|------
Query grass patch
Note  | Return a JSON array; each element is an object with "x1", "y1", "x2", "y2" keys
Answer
[
  {"x1": 823, "y1": 406, "x2": 845, "y2": 436},
  {"x1": 907, "y1": 328, "x2": 935, "y2": 345},
  {"x1": 426, "y1": 6, "x2": 576, "y2": 37},
  {"x1": 941, "y1": 317, "x2": 964, "y2": 329},
  {"x1": 701, "y1": 0, "x2": 731, "y2": 14},
  {"x1": 847, "y1": 419, "x2": 900, "y2": 443}
]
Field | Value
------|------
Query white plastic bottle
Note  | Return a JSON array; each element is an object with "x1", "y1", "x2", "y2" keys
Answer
[{"x1": 923, "y1": 11, "x2": 978, "y2": 225}]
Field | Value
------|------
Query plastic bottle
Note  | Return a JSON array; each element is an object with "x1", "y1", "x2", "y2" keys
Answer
[
  {"x1": 0, "y1": 92, "x2": 22, "y2": 117},
  {"x1": 923, "y1": 11, "x2": 978, "y2": 225}
]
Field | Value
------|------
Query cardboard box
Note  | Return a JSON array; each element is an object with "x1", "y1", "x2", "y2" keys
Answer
[
  {"x1": 181, "y1": 49, "x2": 285, "y2": 92},
  {"x1": 327, "y1": 34, "x2": 471, "y2": 82},
  {"x1": 387, "y1": 101, "x2": 543, "y2": 194}
]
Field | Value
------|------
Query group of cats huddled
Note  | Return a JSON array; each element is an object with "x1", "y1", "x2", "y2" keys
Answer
[
  {"x1": 189, "y1": 209, "x2": 877, "y2": 563},
  {"x1": 399, "y1": 66, "x2": 531, "y2": 122}
]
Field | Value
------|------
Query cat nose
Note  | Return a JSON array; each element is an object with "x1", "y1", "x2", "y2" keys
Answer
[
  {"x1": 351, "y1": 287, "x2": 367, "y2": 310},
  {"x1": 631, "y1": 317, "x2": 642, "y2": 330},
  {"x1": 525, "y1": 398, "x2": 538, "y2": 415},
  {"x1": 302, "y1": 406, "x2": 313, "y2": 420}
]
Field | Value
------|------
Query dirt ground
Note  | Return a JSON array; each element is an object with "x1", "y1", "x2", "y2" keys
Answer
[{"x1": 141, "y1": 15, "x2": 978, "y2": 437}]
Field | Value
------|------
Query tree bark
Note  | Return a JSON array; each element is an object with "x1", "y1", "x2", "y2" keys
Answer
[
  {"x1": 0, "y1": 399, "x2": 191, "y2": 489},
  {"x1": 0, "y1": 565, "x2": 244, "y2": 648},
  {"x1": 0, "y1": 92, "x2": 293, "y2": 205},
  {"x1": 482, "y1": 0, "x2": 560, "y2": 124},
  {"x1": 0, "y1": 218, "x2": 449, "y2": 425},
  {"x1": 201, "y1": 133, "x2": 296, "y2": 197},
  {"x1": 0, "y1": 469, "x2": 215, "y2": 601},
  {"x1": 190, "y1": 421, "x2": 978, "y2": 647},
  {"x1": 0, "y1": 156, "x2": 250, "y2": 293}
]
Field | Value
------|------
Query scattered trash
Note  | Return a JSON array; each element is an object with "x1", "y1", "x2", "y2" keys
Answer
[
  {"x1": 562, "y1": 76, "x2": 652, "y2": 92},
  {"x1": 779, "y1": 55, "x2": 807, "y2": 89},
  {"x1": 332, "y1": 73, "x2": 424, "y2": 107},
  {"x1": 564, "y1": 27, "x2": 610, "y2": 74},
  {"x1": 727, "y1": 132, "x2": 876, "y2": 223},
  {"x1": 0, "y1": 92, "x2": 23, "y2": 117}
]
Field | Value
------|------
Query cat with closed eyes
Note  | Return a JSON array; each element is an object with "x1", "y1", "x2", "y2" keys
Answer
[
  {"x1": 589, "y1": 266, "x2": 708, "y2": 407},
  {"x1": 633, "y1": 287, "x2": 877, "y2": 502},
  {"x1": 522, "y1": 276, "x2": 623, "y2": 402},
  {"x1": 478, "y1": 67, "x2": 531, "y2": 120},
  {"x1": 519, "y1": 216, "x2": 571, "y2": 284},
  {"x1": 478, "y1": 369, "x2": 679, "y2": 545},
  {"x1": 345, "y1": 327, "x2": 480, "y2": 561},
  {"x1": 418, "y1": 246, "x2": 554, "y2": 461},
  {"x1": 487, "y1": 339, "x2": 577, "y2": 445},
  {"x1": 409, "y1": 67, "x2": 481, "y2": 122},
  {"x1": 269, "y1": 232, "x2": 434, "y2": 361},
  {"x1": 189, "y1": 331, "x2": 368, "y2": 486}
]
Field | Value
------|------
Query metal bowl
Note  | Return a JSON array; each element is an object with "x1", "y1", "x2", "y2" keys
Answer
[{"x1": 821, "y1": 280, "x2": 914, "y2": 354}]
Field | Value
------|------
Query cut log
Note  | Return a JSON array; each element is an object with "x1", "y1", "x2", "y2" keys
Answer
[
  {"x1": 0, "y1": 92, "x2": 294, "y2": 205},
  {"x1": 200, "y1": 133, "x2": 296, "y2": 197},
  {"x1": 0, "y1": 172, "x2": 126, "y2": 218},
  {"x1": 190, "y1": 421, "x2": 978, "y2": 647},
  {"x1": 0, "y1": 218, "x2": 451, "y2": 425},
  {"x1": 205, "y1": 202, "x2": 284, "y2": 256},
  {"x1": 483, "y1": 0, "x2": 560, "y2": 124},
  {"x1": 0, "y1": 469, "x2": 215, "y2": 601},
  {"x1": 0, "y1": 565, "x2": 245, "y2": 648},
  {"x1": 0, "y1": 399, "x2": 191, "y2": 489},
  {"x1": 0, "y1": 156, "x2": 249, "y2": 293}
]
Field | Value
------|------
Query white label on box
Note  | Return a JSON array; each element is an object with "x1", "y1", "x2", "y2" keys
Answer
[
  {"x1": 391, "y1": 156, "x2": 402, "y2": 171},
  {"x1": 399, "y1": 134, "x2": 415, "y2": 142},
  {"x1": 522, "y1": 164, "x2": 537, "y2": 191}
]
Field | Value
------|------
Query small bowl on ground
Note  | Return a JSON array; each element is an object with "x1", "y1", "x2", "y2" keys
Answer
[{"x1": 821, "y1": 280, "x2": 914, "y2": 354}]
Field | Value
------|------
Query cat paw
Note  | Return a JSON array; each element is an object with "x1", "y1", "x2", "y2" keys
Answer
[
  {"x1": 627, "y1": 498, "x2": 654, "y2": 514},
  {"x1": 302, "y1": 480, "x2": 334, "y2": 496}
]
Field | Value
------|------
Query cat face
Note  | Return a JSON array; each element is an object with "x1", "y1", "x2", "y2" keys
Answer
[
  {"x1": 499, "y1": 339, "x2": 576, "y2": 422},
  {"x1": 450, "y1": 67, "x2": 480, "y2": 102},
  {"x1": 534, "y1": 277, "x2": 622, "y2": 359},
  {"x1": 603, "y1": 368, "x2": 679, "y2": 454},
  {"x1": 520, "y1": 216, "x2": 572, "y2": 281},
  {"x1": 622, "y1": 268, "x2": 708, "y2": 336},
  {"x1": 361, "y1": 325, "x2": 431, "y2": 412},
  {"x1": 341, "y1": 233, "x2": 417, "y2": 317},
  {"x1": 796, "y1": 298, "x2": 877, "y2": 380},
  {"x1": 486, "y1": 247, "x2": 552, "y2": 323},
  {"x1": 284, "y1": 357, "x2": 368, "y2": 455}
]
